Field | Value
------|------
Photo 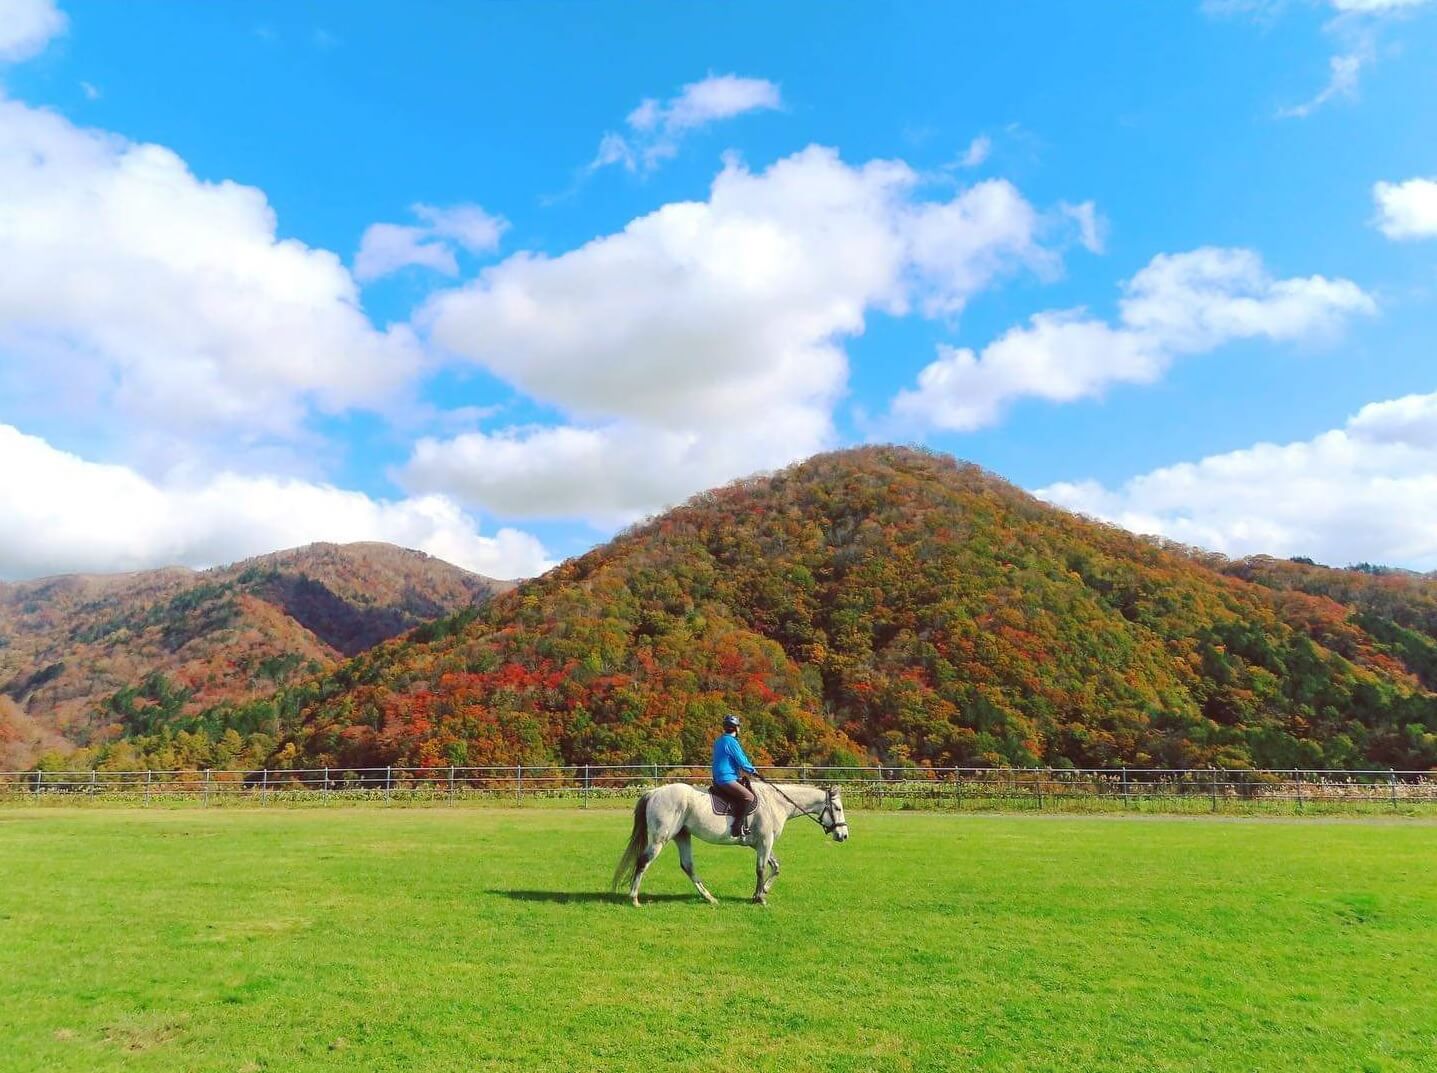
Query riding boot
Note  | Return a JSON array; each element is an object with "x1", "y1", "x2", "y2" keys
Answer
[{"x1": 730, "y1": 814, "x2": 746, "y2": 839}]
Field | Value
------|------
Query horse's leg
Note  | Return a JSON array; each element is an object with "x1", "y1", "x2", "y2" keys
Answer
[
  {"x1": 762, "y1": 854, "x2": 780, "y2": 896},
  {"x1": 752, "y1": 833, "x2": 775, "y2": 905},
  {"x1": 675, "y1": 830, "x2": 718, "y2": 906},
  {"x1": 629, "y1": 837, "x2": 665, "y2": 908}
]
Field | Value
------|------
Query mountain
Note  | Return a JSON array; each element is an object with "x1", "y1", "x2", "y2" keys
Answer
[
  {"x1": 240, "y1": 447, "x2": 1434, "y2": 774},
  {"x1": 1203, "y1": 555, "x2": 1437, "y2": 692},
  {"x1": 0, "y1": 543, "x2": 510, "y2": 767}
]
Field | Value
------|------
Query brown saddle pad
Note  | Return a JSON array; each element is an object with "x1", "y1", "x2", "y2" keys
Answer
[{"x1": 709, "y1": 785, "x2": 755, "y2": 818}]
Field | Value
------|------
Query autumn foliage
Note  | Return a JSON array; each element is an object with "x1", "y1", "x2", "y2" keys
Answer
[{"x1": 262, "y1": 447, "x2": 1436, "y2": 772}]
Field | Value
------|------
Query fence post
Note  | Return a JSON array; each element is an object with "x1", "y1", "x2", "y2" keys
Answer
[
  {"x1": 583, "y1": 764, "x2": 590, "y2": 810},
  {"x1": 1121, "y1": 766, "x2": 1129, "y2": 809},
  {"x1": 1035, "y1": 769, "x2": 1045, "y2": 811},
  {"x1": 1294, "y1": 768, "x2": 1302, "y2": 813},
  {"x1": 448, "y1": 765, "x2": 455, "y2": 800},
  {"x1": 1211, "y1": 768, "x2": 1219, "y2": 812},
  {"x1": 90, "y1": 769, "x2": 98, "y2": 795},
  {"x1": 34, "y1": 769, "x2": 41, "y2": 796},
  {"x1": 322, "y1": 766, "x2": 329, "y2": 803},
  {"x1": 260, "y1": 768, "x2": 268, "y2": 804},
  {"x1": 516, "y1": 764, "x2": 522, "y2": 803},
  {"x1": 1390, "y1": 769, "x2": 1398, "y2": 813},
  {"x1": 952, "y1": 768, "x2": 962, "y2": 810},
  {"x1": 385, "y1": 766, "x2": 392, "y2": 802},
  {"x1": 144, "y1": 768, "x2": 151, "y2": 805}
]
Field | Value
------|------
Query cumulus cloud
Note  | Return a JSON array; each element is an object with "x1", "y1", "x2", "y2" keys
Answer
[
  {"x1": 425, "y1": 147, "x2": 1058, "y2": 426},
  {"x1": 892, "y1": 247, "x2": 1374, "y2": 431},
  {"x1": 0, "y1": 424, "x2": 552, "y2": 580},
  {"x1": 1037, "y1": 391, "x2": 1437, "y2": 570},
  {"x1": 591, "y1": 74, "x2": 782, "y2": 174},
  {"x1": 402, "y1": 407, "x2": 831, "y2": 525},
  {"x1": 0, "y1": 93, "x2": 423, "y2": 456},
  {"x1": 409, "y1": 146, "x2": 1076, "y2": 521},
  {"x1": 0, "y1": 0, "x2": 66, "y2": 62},
  {"x1": 354, "y1": 202, "x2": 507, "y2": 282},
  {"x1": 1373, "y1": 177, "x2": 1437, "y2": 239}
]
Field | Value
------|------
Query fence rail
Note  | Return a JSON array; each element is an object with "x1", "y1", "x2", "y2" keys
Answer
[{"x1": 2, "y1": 765, "x2": 1435, "y2": 811}]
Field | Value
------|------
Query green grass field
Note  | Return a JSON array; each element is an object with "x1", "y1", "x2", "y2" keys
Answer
[{"x1": 2, "y1": 808, "x2": 1435, "y2": 1072}]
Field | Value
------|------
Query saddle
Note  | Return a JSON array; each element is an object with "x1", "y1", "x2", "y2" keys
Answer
[{"x1": 708, "y1": 784, "x2": 756, "y2": 818}]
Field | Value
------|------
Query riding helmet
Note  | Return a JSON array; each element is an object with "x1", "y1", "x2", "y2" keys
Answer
[{"x1": 722, "y1": 713, "x2": 741, "y2": 730}]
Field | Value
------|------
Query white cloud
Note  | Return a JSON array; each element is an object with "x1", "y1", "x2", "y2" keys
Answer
[
  {"x1": 0, "y1": 93, "x2": 423, "y2": 456},
  {"x1": 1037, "y1": 390, "x2": 1437, "y2": 570},
  {"x1": 1059, "y1": 200, "x2": 1106, "y2": 254},
  {"x1": 80, "y1": 80, "x2": 100, "y2": 101},
  {"x1": 906, "y1": 178, "x2": 1056, "y2": 316},
  {"x1": 1373, "y1": 177, "x2": 1437, "y2": 239},
  {"x1": 591, "y1": 74, "x2": 782, "y2": 175},
  {"x1": 0, "y1": 0, "x2": 65, "y2": 62},
  {"x1": 893, "y1": 247, "x2": 1374, "y2": 431},
  {"x1": 1212, "y1": 0, "x2": 1431, "y2": 117},
  {"x1": 0, "y1": 424, "x2": 552, "y2": 580},
  {"x1": 355, "y1": 201, "x2": 507, "y2": 282},
  {"x1": 425, "y1": 147, "x2": 1058, "y2": 428},
  {"x1": 402, "y1": 408, "x2": 830, "y2": 525},
  {"x1": 1331, "y1": 0, "x2": 1430, "y2": 12},
  {"x1": 955, "y1": 135, "x2": 991, "y2": 169},
  {"x1": 355, "y1": 223, "x2": 458, "y2": 280},
  {"x1": 410, "y1": 146, "x2": 1074, "y2": 521},
  {"x1": 1276, "y1": 50, "x2": 1365, "y2": 118}
]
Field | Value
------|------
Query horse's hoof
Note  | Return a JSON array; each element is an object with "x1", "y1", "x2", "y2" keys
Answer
[{"x1": 752, "y1": 896, "x2": 767, "y2": 906}]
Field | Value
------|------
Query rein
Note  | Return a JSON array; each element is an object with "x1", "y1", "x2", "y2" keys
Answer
[{"x1": 753, "y1": 774, "x2": 844, "y2": 834}]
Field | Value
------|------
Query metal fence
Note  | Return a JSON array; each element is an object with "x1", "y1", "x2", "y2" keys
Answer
[{"x1": 2, "y1": 765, "x2": 1434, "y2": 811}]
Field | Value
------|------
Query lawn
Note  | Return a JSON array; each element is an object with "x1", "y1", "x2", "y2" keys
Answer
[{"x1": 1, "y1": 807, "x2": 1434, "y2": 1072}]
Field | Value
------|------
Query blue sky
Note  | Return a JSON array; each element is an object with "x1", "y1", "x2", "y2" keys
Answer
[{"x1": 1, "y1": 0, "x2": 1435, "y2": 579}]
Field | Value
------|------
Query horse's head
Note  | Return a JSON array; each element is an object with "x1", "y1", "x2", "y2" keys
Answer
[{"x1": 824, "y1": 785, "x2": 849, "y2": 843}]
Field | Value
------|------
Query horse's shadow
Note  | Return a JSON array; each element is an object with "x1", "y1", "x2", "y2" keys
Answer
[{"x1": 488, "y1": 889, "x2": 735, "y2": 905}]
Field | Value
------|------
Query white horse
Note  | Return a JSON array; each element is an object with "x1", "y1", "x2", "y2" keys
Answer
[{"x1": 612, "y1": 781, "x2": 849, "y2": 906}]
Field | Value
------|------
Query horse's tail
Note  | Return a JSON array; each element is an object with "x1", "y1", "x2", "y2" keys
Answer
[{"x1": 611, "y1": 792, "x2": 651, "y2": 891}]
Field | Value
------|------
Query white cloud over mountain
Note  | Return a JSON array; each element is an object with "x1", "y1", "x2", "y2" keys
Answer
[
  {"x1": 0, "y1": 425, "x2": 552, "y2": 580},
  {"x1": 408, "y1": 145, "x2": 1075, "y2": 521},
  {"x1": 1038, "y1": 391, "x2": 1437, "y2": 570},
  {"x1": 0, "y1": 93, "x2": 423, "y2": 454},
  {"x1": 892, "y1": 247, "x2": 1374, "y2": 431}
]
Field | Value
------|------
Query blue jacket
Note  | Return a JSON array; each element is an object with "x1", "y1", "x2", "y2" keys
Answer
[{"x1": 712, "y1": 732, "x2": 757, "y2": 785}]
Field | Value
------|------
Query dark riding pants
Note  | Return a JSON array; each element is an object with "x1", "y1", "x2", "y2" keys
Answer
[{"x1": 713, "y1": 779, "x2": 756, "y2": 833}]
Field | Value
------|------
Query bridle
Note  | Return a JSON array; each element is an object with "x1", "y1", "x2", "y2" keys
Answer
[{"x1": 756, "y1": 776, "x2": 847, "y2": 836}]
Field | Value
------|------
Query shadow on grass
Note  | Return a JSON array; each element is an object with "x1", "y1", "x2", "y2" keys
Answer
[{"x1": 488, "y1": 889, "x2": 731, "y2": 905}]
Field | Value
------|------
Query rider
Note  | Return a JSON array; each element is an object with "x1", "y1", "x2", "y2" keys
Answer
[{"x1": 711, "y1": 713, "x2": 758, "y2": 838}]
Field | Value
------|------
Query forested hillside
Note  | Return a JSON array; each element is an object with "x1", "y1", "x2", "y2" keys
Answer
[
  {"x1": 36, "y1": 448, "x2": 1437, "y2": 773},
  {"x1": 0, "y1": 543, "x2": 508, "y2": 767},
  {"x1": 107, "y1": 446, "x2": 1429, "y2": 775}
]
